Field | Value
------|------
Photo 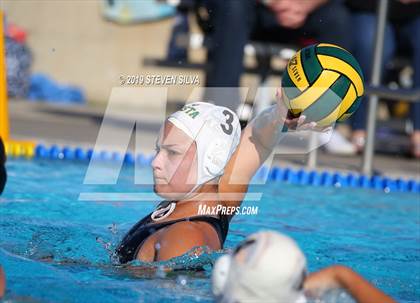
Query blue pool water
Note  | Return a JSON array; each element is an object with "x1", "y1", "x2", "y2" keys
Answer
[{"x1": 0, "y1": 159, "x2": 419, "y2": 303}]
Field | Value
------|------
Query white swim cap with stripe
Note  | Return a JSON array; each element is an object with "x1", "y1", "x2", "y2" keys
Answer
[
  {"x1": 212, "y1": 231, "x2": 307, "y2": 303},
  {"x1": 166, "y1": 102, "x2": 241, "y2": 192}
]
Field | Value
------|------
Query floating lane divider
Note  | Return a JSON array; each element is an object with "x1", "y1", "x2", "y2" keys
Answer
[
  {"x1": 4, "y1": 140, "x2": 36, "y2": 159},
  {"x1": 263, "y1": 165, "x2": 419, "y2": 194},
  {"x1": 6, "y1": 143, "x2": 420, "y2": 194},
  {"x1": 32, "y1": 144, "x2": 154, "y2": 166}
]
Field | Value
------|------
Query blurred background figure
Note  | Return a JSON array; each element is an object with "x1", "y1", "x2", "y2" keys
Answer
[
  {"x1": 4, "y1": 17, "x2": 86, "y2": 104},
  {"x1": 202, "y1": 0, "x2": 351, "y2": 107},
  {"x1": 165, "y1": 0, "x2": 358, "y2": 155},
  {"x1": 166, "y1": 0, "x2": 193, "y2": 62},
  {"x1": 4, "y1": 21, "x2": 32, "y2": 99},
  {"x1": 345, "y1": 0, "x2": 420, "y2": 158}
]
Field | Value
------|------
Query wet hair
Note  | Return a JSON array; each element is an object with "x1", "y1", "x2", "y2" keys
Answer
[{"x1": 0, "y1": 137, "x2": 6, "y2": 194}]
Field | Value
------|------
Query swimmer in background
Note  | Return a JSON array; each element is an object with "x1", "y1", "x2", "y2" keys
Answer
[
  {"x1": 212, "y1": 231, "x2": 396, "y2": 303},
  {"x1": 116, "y1": 88, "x2": 321, "y2": 264},
  {"x1": 0, "y1": 137, "x2": 7, "y2": 297}
]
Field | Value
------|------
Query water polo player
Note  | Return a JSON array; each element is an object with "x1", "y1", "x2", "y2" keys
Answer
[
  {"x1": 116, "y1": 97, "x2": 318, "y2": 263},
  {"x1": 212, "y1": 231, "x2": 395, "y2": 303}
]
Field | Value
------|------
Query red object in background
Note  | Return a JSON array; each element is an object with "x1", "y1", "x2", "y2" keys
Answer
[{"x1": 5, "y1": 23, "x2": 27, "y2": 44}]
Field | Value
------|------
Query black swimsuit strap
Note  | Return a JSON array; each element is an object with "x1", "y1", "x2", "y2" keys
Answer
[{"x1": 115, "y1": 213, "x2": 229, "y2": 264}]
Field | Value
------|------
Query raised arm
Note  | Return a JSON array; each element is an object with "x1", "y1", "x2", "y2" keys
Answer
[
  {"x1": 304, "y1": 265, "x2": 396, "y2": 303},
  {"x1": 219, "y1": 89, "x2": 310, "y2": 202}
]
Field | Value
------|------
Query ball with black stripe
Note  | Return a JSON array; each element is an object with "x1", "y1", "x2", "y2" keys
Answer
[{"x1": 281, "y1": 43, "x2": 364, "y2": 127}]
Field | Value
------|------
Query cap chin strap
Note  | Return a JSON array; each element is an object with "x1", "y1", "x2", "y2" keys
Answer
[
  {"x1": 180, "y1": 182, "x2": 204, "y2": 201},
  {"x1": 180, "y1": 175, "x2": 221, "y2": 201},
  {"x1": 151, "y1": 176, "x2": 221, "y2": 222},
  {"x1": 150, "y1": 184, "x2": 201, "y2": 222}
]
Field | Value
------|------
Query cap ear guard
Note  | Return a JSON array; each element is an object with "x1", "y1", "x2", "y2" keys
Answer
[
  {"x1": 205, "y1": 109, "x2": 241, "y2": 176},
  {"x1": 195, "y1": 107, "x2": 240, "y2": 183},
  {"x1": 204, "y1": 137, "x2": 231, "y2": 176},
  {"x1": 212, "y1": 255, "x2": 232, "y2": 299}
]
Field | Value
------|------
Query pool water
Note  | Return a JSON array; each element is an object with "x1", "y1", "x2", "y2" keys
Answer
[{"x1": 0, "y1": 159, "x2": 419, "y2": 303}]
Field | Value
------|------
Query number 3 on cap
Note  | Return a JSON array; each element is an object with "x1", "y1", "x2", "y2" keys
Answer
[{"x1": 221, "y1": 110, "x2": 234, "y2": 135}]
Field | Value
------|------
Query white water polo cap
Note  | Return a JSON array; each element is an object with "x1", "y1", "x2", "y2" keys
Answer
[
  {"x1": 212, "y1": 231, "x2": 307, "y2": 303},
  {"x1": 166, "y1": 102, "x2": 241, "y2": 188}
]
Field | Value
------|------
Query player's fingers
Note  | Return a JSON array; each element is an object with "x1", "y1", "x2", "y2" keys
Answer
[
  {"x1": 284, "y1": 117, "x2": 300, "y2": 130},
  {"x1": 297, "y1": 115, "x2": 306, "y2": 127}
]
